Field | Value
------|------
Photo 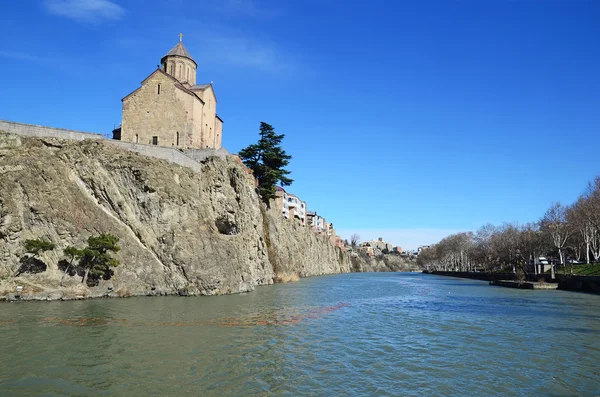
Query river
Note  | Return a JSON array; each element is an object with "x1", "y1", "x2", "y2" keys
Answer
[{"x1": 0, "y1": 273, "x2": 599, "y2": 396}]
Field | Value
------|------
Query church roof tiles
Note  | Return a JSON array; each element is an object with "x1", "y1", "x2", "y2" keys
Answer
[{"x1": 163, "y1": 41, "x2": 193, "y2": 60}]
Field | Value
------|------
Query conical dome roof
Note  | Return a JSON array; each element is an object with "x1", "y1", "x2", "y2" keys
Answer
[
  {"x1": 164, "y1": 42, "x2": 192, "y2": 59},
  {"x1": 161, "y1": 39, "x2": 196, "y2": 66}
]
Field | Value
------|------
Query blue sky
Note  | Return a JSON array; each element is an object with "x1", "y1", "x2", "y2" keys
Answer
[{"x1": 1, "y1": 0, "x2": 599, "y2": 250}]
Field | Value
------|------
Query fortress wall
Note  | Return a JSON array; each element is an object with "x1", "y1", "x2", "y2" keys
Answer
[{"x1": 0, "y1": 120, "x2": 229, "y2": 173}]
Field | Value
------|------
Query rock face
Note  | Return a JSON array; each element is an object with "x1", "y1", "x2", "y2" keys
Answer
[
  {"x1": 0, "y1": 133, "x2": 350, "y2": 300},
  {"x1": 351, "y1": 254, "x2": 415, "y2": 273}
]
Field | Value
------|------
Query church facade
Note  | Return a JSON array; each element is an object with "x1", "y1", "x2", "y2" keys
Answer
[{"x1": 115, "y1": 35, "x2": 223, "y2": 149}]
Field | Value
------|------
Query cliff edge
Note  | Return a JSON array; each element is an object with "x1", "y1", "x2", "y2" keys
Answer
[{"x1": 0, "y1": 132, "x2": 350, "y2": 300}]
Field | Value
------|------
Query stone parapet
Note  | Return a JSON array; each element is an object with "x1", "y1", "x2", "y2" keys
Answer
[
  {"x1": 0, "y1": 120, "x2": 230, "y2": 172},
  {"x1": 184, "y1": 148, "x2": 229, "y2": 162},
  {"x1": 0, "y1": 120, "x2": 103, "y2": 141}
]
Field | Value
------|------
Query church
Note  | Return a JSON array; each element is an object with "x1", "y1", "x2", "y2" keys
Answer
[{"x1": 113, "y1": 34, "x2": 223, "y2": 149}]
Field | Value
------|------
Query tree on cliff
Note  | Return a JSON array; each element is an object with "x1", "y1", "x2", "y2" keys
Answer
[
  {"x1": 238, "y1": 122, "x2": 293, "y2": 205},
  {"x1": 350, "y1": 234, "x2": 361, "y2": 247},
  {"x1": 16, "y1": 239, "x2": 55, "y2": 276},
  {"x1": 60, "y1": 246, "x2": 83, "y2": 286},
  {"x1": 79, "y1": 234, "x2": 120, "y2": 286}
]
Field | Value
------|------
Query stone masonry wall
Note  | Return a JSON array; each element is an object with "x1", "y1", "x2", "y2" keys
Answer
[
  {"x1": 0, "y1": 120, "x2": 103, "y2": 141},
  {"x1": 0, "y1": 120, "x2": 228, "y2": 172}
]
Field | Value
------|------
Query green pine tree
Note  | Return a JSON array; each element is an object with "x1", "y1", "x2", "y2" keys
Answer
[
  {"x1": 238, "y1": 122, "x2": 293, "y2": 204},
  {"x1": 79, "y1": 234, "x2": 120, "y2": 285}
]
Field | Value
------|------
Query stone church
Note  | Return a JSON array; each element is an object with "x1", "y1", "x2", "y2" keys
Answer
[{"x1": 114, "y1": 35, "x2": 223, "y2": 149}]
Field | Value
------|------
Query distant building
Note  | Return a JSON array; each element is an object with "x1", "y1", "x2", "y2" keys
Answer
[
  {"x1": 360, "y1": 246, "x2": 375, "y2": 257},
  {"x1": 287, "y1": 194, "x2": 306, "y2": 226},
  {"x1": 326, "y1": 223, "x2": 334, "y2": 236},
  {"x1": 273, "y1": 187, "x2": 306, "y2": 226},
  {"x1": 417, "y1": 245, "x2": 430, "y2": 254},
  {"x1": 307, "y1": 212, "x2": 326, "y2": 233},
  {"x1": 363, "y1": 237, "x2": 393, "y2": 252},
  {"x1": 393, "y1": 246, "x2": 403, "y2": 253},
  {"x1": 274, "y1": 186, "x2": 290, "y2": 219}
]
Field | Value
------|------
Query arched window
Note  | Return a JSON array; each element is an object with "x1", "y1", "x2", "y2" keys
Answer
[
  {"x1": 170, "y1": 64, "x2": 174, "y2": 75},
  {"x1": 176, "y1": 131, "x2": 180, "y2": 146}
]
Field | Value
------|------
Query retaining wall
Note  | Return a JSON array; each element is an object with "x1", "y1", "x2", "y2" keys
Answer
[
  {"x1": 425, "y1": 271, "x2": 600, "y2": 294},
  {"x1": 107, "y1": 141, "x2": 203, "y2": 172},
  {"x1": 0, "y1": 120, "x2": 229, "y2": 172},
  {"x1": 0, "y1": 120, "x2": 103, "y2": 141},
  {"x1": 184, "y1": 148, "x2": 229, "y2": 162}
]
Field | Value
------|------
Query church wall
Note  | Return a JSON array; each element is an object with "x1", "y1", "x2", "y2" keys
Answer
[
  {"x1": 190, "y1": 96, "x2": 204, "y2": 148},
  {"x1": 122, "y1": 73, "x2": 189, "y2": 148},
  {"x1": 215, "y1": 118, "x2": 223, "y2": 148},
  {"x1": 201, "y1": 88, "x2": 218, "y2": 149},
  {"x1": 172, "y1": 86, "x2": 197, "y2": 148}
]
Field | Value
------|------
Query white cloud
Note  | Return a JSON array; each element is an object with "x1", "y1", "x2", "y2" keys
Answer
[
  {"x1": 44, "y1": 0, "x2": 125, "y2": 23},
  {"x1": 336, "y1": 228, "x2": 464, "y2": 252}
]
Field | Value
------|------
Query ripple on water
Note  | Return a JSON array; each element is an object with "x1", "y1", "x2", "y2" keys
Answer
[{"x1": 1, "y1": 274, "x2": 600, "y2": 396}]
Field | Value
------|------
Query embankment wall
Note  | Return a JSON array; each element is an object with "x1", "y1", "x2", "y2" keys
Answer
[{"x1": 425, "y1": 271, "x2": 600, "y2": 294}]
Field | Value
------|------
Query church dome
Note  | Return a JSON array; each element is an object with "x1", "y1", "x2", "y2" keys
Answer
[{"x1": 161, "y1": 34, "x2": 197, "y2": 85}]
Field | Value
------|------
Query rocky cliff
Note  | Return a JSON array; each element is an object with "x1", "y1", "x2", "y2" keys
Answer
[
  {"x1": 0, "y1": 132, "x2": 350, "y2": 300},
  {"x1": 351, "y1": 254, "x2": 416, "y2": 273}
]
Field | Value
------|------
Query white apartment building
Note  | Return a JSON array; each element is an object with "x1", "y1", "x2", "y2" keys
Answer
[
  {"x1": 275, "y1": 187, "x2": 306, "y2": 226},
  {"x1": 307, "y1": 212, "x2": 326, "y2": 233},
  {"x1": 287, "y1": 194, "x2": 306, "y2": 226}
]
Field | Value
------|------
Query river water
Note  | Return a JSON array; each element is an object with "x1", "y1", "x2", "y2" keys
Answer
[{"x1": 1, "y1": 273, "x2": 599, "y2": 396}]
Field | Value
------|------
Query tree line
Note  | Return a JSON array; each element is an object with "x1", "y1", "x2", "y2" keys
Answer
[{"x1": 417, "y1": 177, "x2": 600, "y2": 276}]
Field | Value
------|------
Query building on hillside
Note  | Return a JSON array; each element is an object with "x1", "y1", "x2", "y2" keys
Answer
[
  {"x1": 274, "y1": 187, "x2": 290, "y2": 219},
  {"x1": 393, "y1": 246, "x2": 403, "y2": 254},
  {"x1": 287, "y1": 194, "x2": 306, "y2": 226},
  {"x1": 274, "y1": 187, "x2": 306, "y2": 226},
  {"x1": 114, "y1": 34, "x2": 223, "y2": 149},
  {"x1": 363, "y1": 237, "x2": 393, "y2": 252},
  {"x1": 306, "y1": 212, "x2": 326, "y2": 233},
  {"x1": 326, "y1": 223, "x2": 334, "y2": 236},
  {"x1": 417, "y1": 245, "x2": 430, "y2": 254},
  {"x1": 360, "y1": 246, "x2": 375, "y2": 257},
  {"x1": 333, "y1": 235, "x2": 345, "y2": 250}
]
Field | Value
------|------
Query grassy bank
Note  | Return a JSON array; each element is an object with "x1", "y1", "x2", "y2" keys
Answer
[{"x1": 553, "y1": 263, "x2": 600, "y2": 276}]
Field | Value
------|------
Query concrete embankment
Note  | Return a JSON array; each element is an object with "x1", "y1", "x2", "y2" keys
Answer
[
  {"x1": 424, "y1": 271, "x2": 600, "y2": 294},
  {"x1": 489, "y1": 280, "x2": 558, "y2": 290}
]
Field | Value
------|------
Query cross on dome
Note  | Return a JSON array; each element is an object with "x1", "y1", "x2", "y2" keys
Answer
[{"x1": 179, "y1": 33, "x2": 184, "y2": 42}]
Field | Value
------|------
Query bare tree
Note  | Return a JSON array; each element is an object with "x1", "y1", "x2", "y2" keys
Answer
[
  {"x1": 350, "y1": 233, "x2": 360, "y2": 247},
  {"x1": 566, "y1": 198, "x2": 593, "y2": 265},
  {"x1": 584, "y1": 178, "x2": 600, "y2": 261},
  {"x1": 541, "y1": 203, "x2": 573, "y2": 276}
]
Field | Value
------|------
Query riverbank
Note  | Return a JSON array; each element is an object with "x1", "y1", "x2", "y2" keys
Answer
[{"x1": 424, "y1": 271, "x2": 600, "y2": 294}]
